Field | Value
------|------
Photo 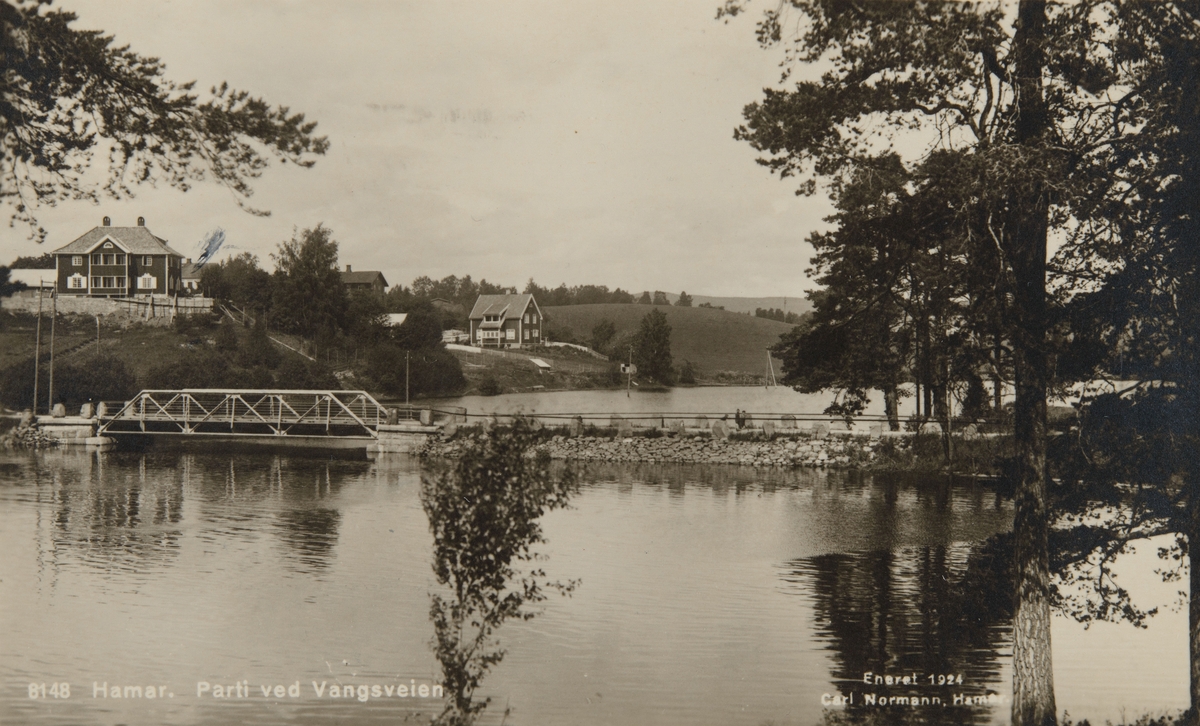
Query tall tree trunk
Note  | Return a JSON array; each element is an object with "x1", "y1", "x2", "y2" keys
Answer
[{"x1": 1009, "y1": 2, "x2": 1056, "y2": 725}]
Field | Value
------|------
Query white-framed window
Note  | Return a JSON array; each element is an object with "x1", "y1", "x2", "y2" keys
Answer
[
  {"x1": 138, "y1": 274, "x2": 157, "y2": 290},
  {"x1": 92, "y1": 254, "x2": 102, "y2": 265},
  {"x1": 103, "y1": 241, "x2": 113, "y2": 249},
  {"x1": 72, "y1": 255, "x2": 83, "y2": 266},
  {"x1": 531, "y1": 314, "x2": 538, "y2": 324},
  {"x1": 115, "y1": 254, "x2": 125, "y2": 265},
  {"x1": 116, "y1": 276, "x2": 126, "y2": 288},
  {"x1": 524, "y1": 329, "x2": 530, "y2": 340},
  {"x1": 143, "y1": 256, "x2": 153, "y2": 266},
  {"x1": 505, "y1": 328, "x2": 515, "y2": 340},
  {"x1": 68, "y1": 274, "x2": 86, "y2": 289},
  {"x1": 532, "y1": 329, "x2": 539, "y2": 338}
]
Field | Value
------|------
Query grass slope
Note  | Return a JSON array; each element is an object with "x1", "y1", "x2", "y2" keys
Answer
[{"x1": 543, "y1": 303, "x2": 796, "y2": 376}]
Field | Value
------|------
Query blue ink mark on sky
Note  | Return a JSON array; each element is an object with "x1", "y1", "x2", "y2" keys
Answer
[{"x1": 194, "y1": 228, "x2": 226, "y2": 268}]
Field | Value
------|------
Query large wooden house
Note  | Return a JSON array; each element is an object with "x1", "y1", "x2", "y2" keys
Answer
[
  {"x1": 51, "y1": 217, "x2": 184, "y2": 297},
  {"x1": 468, "y1": 294, "x2": 543, "y2": 348}
]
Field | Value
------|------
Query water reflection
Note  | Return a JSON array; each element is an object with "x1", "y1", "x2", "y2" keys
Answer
[
  {"x1": 785, "y1": 542, "x2": 1012, "y2": 725},
  {"x1": 21, "y1": 449, "x2": 372, "y2": 579}
]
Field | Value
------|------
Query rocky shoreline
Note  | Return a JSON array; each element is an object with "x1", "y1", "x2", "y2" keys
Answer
[{"x1": 420, "y1": 430, "x2": 893, "y2": 469}]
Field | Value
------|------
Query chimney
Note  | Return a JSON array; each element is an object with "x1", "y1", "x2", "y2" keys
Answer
[
  {"x1": 137, "y1": 216, "x2": 145, "y2": 226},
  {"x1": 102, "y1": 216, "x2": 111, "y2": 226},
  {"x1": 345, "y1": 264, "x2": 351, "y2": 272}
]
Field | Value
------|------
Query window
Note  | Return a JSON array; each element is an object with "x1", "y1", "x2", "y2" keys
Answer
[
  {"x1": 524, "y1": 329, "x2": 530, "y2": 340},
  {"x1": 506, "y1": 329, "x2": 515, "y2": 340},
  {"x1": 115, "y1": 254, "x2": 125, "y2": 265},
  {"x1": 72, "y1": 256, "x2": 83, "y2": 266},
  {"x1": 92, "y1": 254, "x2": 102, "y2": 265},
  {"x1": 116, "y1": 277, "x2": 126, "y2": 289},
  {"x1": 103, "y1": 241, "x2": 113, "y2": 249},
  {"x1": 101, "y1": 253, "x2": 115, "y2": 265},
  {"x1": 68, "y1": 275, "x2": 85, "y2": 289},
  {"x1": 532, "y1": 329, "x2": 539, "y2": 338},
  {"x1": 91, "y1": 276, "x2": 101, "y2": 288},
  {"x1": 143, "y1": 256, "x2": 153, "y2": 266},
  {"x1": 531, "y1": 314, "x2": 538, "y2": 324},
  {"x1": 138, "y1": 274, "x2": 157, "y2": 290}
]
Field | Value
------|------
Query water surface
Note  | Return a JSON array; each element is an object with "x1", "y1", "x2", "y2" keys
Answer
[{"x1": 0, "y1": 449, "x2": 1186, "y2": 725}]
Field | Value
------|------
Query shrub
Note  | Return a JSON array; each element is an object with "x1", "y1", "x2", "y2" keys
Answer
[
  {"x1": 275, "y1": 355, "x2": 339, "y2": 390},
  {"x1": 0, "y1": 354, "x2": 138, "y2": 411},
  {"x1": 214, "y1": 316, "x2": 240, "y2": 352},
  {"x1": 239, "y1": 316, "x2": 282, "y2": 368},
  {"x1": 478, "y1": 374, "x2": 502, "y2": 396}
]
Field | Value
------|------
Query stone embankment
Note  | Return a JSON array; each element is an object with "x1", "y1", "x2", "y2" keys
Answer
[{"x1": 421, "y1": 431, "x2": 892, "y2": 469}]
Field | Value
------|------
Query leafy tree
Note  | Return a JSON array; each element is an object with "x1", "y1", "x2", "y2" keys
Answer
[
  {"x1": 1, "y1": 0, "x2": 328, "y2": 242},
  {"x1": 0, "y1": 266, "x2": 23, "y2": 298},
  {"x1": 270, "y1": 225, "x2": 348, "y2": 341},
  {"x1": 633, "y1": 308, "x2": 674, "y2": 385},
  {"x1": 652, "y1": 290, "x2": 670, "y2": 306},
  {"x1": 9, "y1": 253, "x2": 53, "y2": 268},
  {"x1": 590, "y1": 319, "x2": 616, "y2": 354},
  {"x1": 345, "y1": 287, "x2": 389, "y2": 347},
  {"x1": 421, "y1": 420, "x2": 578, "y2": 724},
  {"x1": 724, "y1": 2, "x2": 1200, "y2": 721},
  {"x1": 637, "y1": 291, "x2": 652, "y2": 305},
  {"x1": 675, "y1": 291, "x2": 693, "y2": 307},
  {"x1": 363, "y1": 344, "x2": 464, "y2": 398},
  {"x1": 198, "y1": 252, "x2": 272, "y2": 312},
  {"x1": 391, "y1": 305, "x2": 443, "y2": 350}
]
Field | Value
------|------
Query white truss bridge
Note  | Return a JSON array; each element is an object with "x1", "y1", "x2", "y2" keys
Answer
[{"x1": 96, "y1": 389, "x2": 398, "y2": 441}]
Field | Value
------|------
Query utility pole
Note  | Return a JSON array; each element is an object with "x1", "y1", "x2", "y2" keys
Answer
[
  {"x1": 48, "y1": 288, "x2": 57, "y2": 413},
  {"x1": 95, "y1": 314, "x2": 101, "y2": 356},
  {"x1": 405, "y1": 351, "x2": 410, "y2": 408},
  {"x1": 33, "y1": 286, "x2": 43, "y2": 415}
]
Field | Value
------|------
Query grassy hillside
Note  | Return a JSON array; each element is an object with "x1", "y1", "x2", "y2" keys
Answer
[{"x1": 543, "y1": 303, "x2": 796, "y2": 377}]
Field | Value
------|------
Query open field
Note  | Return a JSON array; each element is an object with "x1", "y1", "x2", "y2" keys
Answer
[{"x1": 542, "y1": 303, "x2": 797, "y2": 377}]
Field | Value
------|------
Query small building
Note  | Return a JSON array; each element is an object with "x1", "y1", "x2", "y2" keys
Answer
[
  {"x1": 341, "y1": 265, "x2": 388, "y2": 294},
  {"x1": 6, "y1": 269, "x2": 55, "y2": 291},
  {"x1": 441, "y1": 328, "x2": 469, "y2": 344},
  {"x1": 181, "y1": 259, "x2": 202, "y2": 292},
  {"x1": 468, "y1": 293, "x2": 542, "y2": 348},
  {"x1": 51, "y1": 216, "x2": 184, "y2": 297}
]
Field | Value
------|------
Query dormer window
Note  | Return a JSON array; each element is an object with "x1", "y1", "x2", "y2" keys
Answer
[{"x1": 103, "y1": 241, "x2": 113, "y2": 249}]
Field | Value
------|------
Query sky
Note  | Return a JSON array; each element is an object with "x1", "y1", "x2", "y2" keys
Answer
[{"x1": 5, "y1": 0, "x2": 839, "y2": 298}]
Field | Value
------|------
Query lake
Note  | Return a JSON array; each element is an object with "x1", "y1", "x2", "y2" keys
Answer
[
  {"x1": 426, "y1": 384, "x2": 891, "y2": 425},
  {"x1": 0, "y1": 447, "x2": 1186, "y2": 725}
]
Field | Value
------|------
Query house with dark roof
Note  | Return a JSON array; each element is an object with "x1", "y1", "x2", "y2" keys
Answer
[
  {"x1": 468, "y1": 293, "x2": 543, "y2": 348},
  {"x1": 51, "y1": 216, "x2": 184, "y2": 297},
  {"x1": 181, "y1": 259, "x2": 203, "y2": 293},
  {"x1": 340, "y1": 265, "x2": 388, "y2": 295}
]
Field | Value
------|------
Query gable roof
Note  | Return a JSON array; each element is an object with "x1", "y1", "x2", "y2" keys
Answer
[
  {"x1": 468, "y1": 293, "x2": 537, "y2": 320},
  {"x1": 181, "y1": 261, "x2": 203, "y2": 280},
  {"x1": 341, "y1": 270, "x2": 388, "y2": 287},
  {"x1": 52, "y1": 226, "x2": 184, "y2": 257}
]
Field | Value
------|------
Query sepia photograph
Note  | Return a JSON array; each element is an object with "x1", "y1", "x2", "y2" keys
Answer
[{"x1": 1, "y1": 1, "x2": 1197, "y2": 724}]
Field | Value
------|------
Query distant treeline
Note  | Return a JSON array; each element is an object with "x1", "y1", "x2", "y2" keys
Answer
[{"x1": 754, "y1": 307, "x2": 805, "y2": 324}]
